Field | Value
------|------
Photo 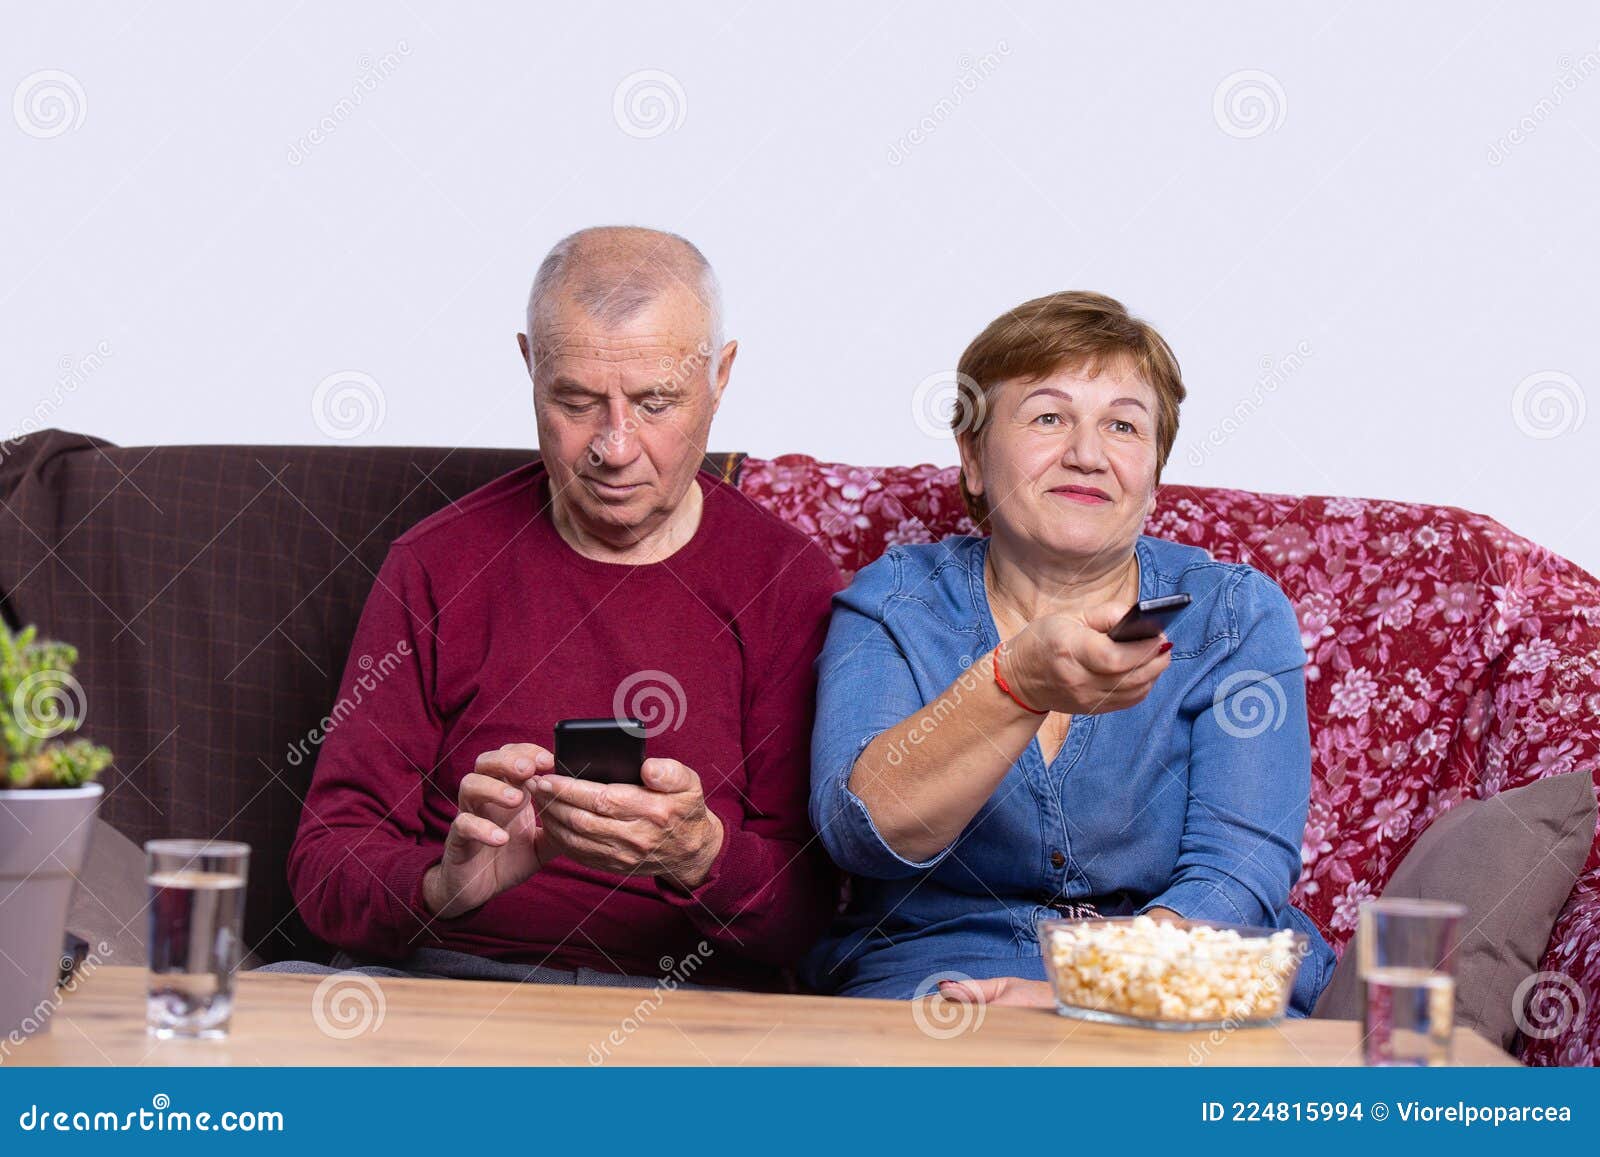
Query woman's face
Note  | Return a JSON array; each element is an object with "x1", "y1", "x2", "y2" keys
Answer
[{"x1": 960, "y1": 359, "x2": 1160, "y2": 563}]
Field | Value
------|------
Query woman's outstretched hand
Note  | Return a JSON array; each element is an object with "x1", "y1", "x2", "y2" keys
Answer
[{"x1": 1000, "y1": 602, "x2": 1171, "y2": 716}]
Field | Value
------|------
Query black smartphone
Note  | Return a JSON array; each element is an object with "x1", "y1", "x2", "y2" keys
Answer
[
  {"x1": 554, "y1": 718, "x2": 646, "y2": 785},
  {"x1": 1106, "y1": 593, "x2": 1192, "y2": 642}
]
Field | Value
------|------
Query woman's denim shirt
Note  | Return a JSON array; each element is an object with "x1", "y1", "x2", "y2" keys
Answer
[{"x1": 801, "y1": 533, "x2": 1338, "y2": 1018}]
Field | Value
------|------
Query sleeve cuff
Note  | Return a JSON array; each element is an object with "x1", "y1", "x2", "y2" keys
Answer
[
  {"x1": 656, "y1": 815, "x2": 769, "y2": 921},
  {"x1": 827, "y1": 775, "x2": 950, "y2": 878},
  {"x1": 1138, "y1": 877, "x2": 1252, "y2": 925},
  {"x1": 388, "y1": 846, "x2": 448, "y2": 947}
]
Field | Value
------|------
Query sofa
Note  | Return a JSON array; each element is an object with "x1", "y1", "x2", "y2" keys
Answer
[{"x1": 2, "y1": 427, "x2": 1595, "y2": 1066}]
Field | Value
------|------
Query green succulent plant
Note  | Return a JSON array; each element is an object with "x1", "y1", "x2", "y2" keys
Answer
[{"x1": 1, "y1": 622, "x2": 113, "y2": 789}]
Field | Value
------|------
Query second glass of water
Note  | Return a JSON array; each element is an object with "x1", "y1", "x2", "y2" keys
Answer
[
  {"x1": 145, "y1": 839, "x2": 250, "y2": 1039},
  {"x1": 1357, "y1": 896, "x2": 1466, "y2": 1065}
]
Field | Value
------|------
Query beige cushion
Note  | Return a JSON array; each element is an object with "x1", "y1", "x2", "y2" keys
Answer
[
  {"x1": 67, "y1": 819, "x2": 265, "y2": 971},
  {"x1": 1311, "y1": 770, "x2": 1596, "y2": 1052}
]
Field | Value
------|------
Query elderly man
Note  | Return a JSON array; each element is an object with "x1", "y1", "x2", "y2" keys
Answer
[{"x1": 267, "y1": 226, "x2": 841, "y2": 990}]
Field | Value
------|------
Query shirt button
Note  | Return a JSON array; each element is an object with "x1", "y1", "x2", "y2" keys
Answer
[{"x1": 1050, "y1": 850, "x2": 1066, "y2": 868}]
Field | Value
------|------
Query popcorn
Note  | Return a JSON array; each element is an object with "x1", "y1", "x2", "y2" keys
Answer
[{"x1": 1041, "y1": 915, "x2": 1302, "y2": 1025}]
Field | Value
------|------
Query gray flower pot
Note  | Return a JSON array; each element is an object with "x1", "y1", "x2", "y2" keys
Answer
[{"x1": 0, "y1": 783, "x2": 103, "y2": 1039}]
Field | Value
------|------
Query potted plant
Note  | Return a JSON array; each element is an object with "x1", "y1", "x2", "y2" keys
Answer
[{"x1": 0, "y1": 622, "x2": 113, "y2": 1039}]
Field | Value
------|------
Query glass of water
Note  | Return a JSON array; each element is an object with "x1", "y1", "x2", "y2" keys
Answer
[
  {"x1": 144, "y1": 839, "x2": 250, "y2": 1039},
  {"x1": 1357, "y1": 897, "x2": 1466, "y2": 1065}
]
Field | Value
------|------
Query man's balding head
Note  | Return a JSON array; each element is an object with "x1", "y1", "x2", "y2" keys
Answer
[
  {"x1": 525, "y1": 226, "x2": 723, "y2": 382},
  {"x1": 516, "y1": 225, "x2": 738, "y2": 558}
]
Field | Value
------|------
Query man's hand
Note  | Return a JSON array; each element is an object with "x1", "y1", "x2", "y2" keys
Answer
[
  {"x1": 532, "y1": 757, "x2": 725, "y2": 888},
  {"x1": 422, "y1": 743, "x2": 559, "y2": 920}
]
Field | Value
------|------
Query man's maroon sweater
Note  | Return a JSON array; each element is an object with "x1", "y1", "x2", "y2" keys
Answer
[{"x1": 284, "y1": 462, "x2": 843, "y2": 989}]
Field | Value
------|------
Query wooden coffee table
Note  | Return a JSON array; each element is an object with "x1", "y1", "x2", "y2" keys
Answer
[{"x1": 7, "y1": 965, "x2": 1516, "y2": 1066}]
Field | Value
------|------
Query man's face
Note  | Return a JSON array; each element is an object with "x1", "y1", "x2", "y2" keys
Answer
[{"x1": 523, "y1": 290, "x2": 731, "y2": 543}]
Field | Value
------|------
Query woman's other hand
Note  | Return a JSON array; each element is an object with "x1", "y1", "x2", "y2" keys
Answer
[
  {"x1": 935, "y1": 976, "x2": 1055, "y2": 1008},
  {"x1": 932, "y1": 908, "x2": 1183, "y2": 1008}
]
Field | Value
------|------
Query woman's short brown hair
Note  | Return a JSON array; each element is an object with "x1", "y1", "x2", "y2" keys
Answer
[{"x1": 952, "y1": 291, "x2": 1185, "y2": 525}]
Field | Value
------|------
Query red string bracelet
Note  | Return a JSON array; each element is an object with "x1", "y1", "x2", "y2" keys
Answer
[{"x1": 991, "y1": 643, "x2": 1047, "y2": 715}]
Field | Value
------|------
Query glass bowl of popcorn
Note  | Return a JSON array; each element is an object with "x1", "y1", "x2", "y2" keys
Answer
[{"x1": 1037, "y1": 914, "x2": 1307, "y2": 1030}]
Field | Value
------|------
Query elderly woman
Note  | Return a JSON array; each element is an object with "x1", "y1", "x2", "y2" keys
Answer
[{"x1": 801, "y1": 291, "x2": 1336, "y2": 1017}]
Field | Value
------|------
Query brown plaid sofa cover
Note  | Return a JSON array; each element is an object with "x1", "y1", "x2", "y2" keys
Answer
[{"x1": 0, "y1": 428, "x2": 744, "y2": 963}]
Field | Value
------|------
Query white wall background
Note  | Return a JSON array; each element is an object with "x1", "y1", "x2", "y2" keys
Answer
[{"x1": 4, "y1": 2, "x2": 1597, "y2": 574}]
